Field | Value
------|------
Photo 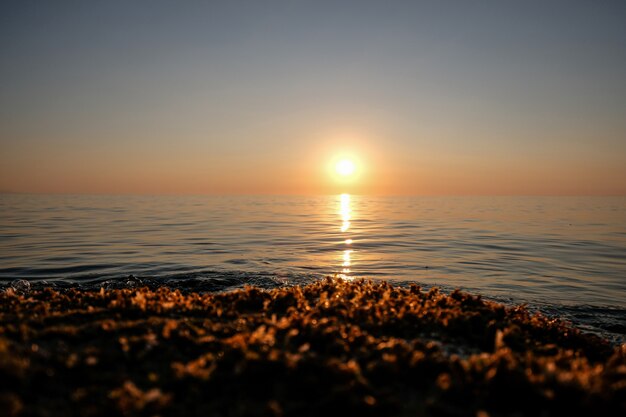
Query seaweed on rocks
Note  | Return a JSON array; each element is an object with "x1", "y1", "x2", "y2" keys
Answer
[{"x1": 0, "y1": 277, "x2": 624, "y2": 416}]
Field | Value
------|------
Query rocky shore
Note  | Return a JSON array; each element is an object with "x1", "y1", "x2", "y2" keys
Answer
[{"x1": 1, "y1": 277, "x2": 624, "y2": 416}]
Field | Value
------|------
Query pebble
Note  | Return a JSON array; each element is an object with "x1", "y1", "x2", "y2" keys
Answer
[{"x1": 10, "y1": 279, "x2": 31, "y2": 294}]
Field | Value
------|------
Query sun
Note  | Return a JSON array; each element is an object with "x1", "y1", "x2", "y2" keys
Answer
[{"x1": 335, "y1": 159, "x2": 356, "y2": 176}]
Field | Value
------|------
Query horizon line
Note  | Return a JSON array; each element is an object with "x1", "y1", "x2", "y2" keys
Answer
[{"x1": 2, "y1": 190, "x2": 625, "y2": 198}]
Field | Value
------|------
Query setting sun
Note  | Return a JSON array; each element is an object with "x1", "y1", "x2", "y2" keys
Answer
[
  {"x1": 335, "y1": 159, "x2": 356, "y2": 176},
  {"x1": 327, "y1": 153, "x2": 364, "y2": 191}
]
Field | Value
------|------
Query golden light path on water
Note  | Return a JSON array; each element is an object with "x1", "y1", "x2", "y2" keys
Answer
[{"x1": 339, "y1": 193, "x2": 353, "y2": 279}]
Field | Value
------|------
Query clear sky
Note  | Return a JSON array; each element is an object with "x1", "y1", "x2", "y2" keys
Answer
[{"x1": 1, "y1": 0, "x2": 625, "y2": 195}]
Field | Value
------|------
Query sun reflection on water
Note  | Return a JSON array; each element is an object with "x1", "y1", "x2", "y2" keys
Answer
[
  {"x1": 338, "y1": 193, "x2": 353, "y2": 280},
  {"x1": 340, "y1": 193, "x2": 351, "y2": 233}
]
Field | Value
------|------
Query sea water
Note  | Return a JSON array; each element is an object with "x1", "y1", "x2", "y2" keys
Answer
[{"x1": 1, "y1": 194, "x2": 625, "y2": 342}]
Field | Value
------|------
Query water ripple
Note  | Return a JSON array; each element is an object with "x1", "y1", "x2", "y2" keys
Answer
[{"x1": 1, "y1": 194, "x2": 625, "y2": 314}]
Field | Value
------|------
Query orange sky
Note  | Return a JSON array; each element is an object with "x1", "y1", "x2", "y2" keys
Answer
[{"x1": 2, "y1": 128, "x2": 624, "y2": 196}]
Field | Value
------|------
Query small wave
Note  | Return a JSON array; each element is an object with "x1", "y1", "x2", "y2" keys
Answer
[{"x1": 531, "y1": 303, "x2": 626, "y2": 346}]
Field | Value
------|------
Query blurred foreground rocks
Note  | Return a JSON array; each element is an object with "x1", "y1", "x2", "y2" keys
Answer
[{"x1": 0, "y1": 278, "x2": 624, "y2": 416}]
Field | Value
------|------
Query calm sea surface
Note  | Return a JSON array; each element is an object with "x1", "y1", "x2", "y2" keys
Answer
[{"x1": 1, "y1": 194, "x2": 625, "y2": 342}]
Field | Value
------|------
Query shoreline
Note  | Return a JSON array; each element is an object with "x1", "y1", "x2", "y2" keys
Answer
[{"x1": 1, "y1": 278, "x2": 624, "y2": 416}]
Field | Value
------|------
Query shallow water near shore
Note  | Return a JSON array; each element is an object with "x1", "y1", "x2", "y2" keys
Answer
[{"x1": 1, "y1": 194, "x2": 625, "y2": 342}]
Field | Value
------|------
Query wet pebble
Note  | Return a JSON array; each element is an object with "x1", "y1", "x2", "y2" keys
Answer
[{"x1": 10, "y1": 279, "x2": 31, "y2": 294}]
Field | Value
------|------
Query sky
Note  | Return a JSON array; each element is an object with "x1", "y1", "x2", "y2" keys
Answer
[{"x1": 1, "y1": 0, "x2": 625, "y2": 195}]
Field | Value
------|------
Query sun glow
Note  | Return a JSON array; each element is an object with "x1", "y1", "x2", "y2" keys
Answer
[
  {"x1": 327, "y1": 151, "x2": 364, "y2": 193},
  {"x1": 335, "y1": 159, "x2": 356, "y2": 176}
]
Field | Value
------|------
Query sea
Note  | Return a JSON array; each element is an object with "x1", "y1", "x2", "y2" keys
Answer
[{"x1": 1, "y1": 194, "x2": 625, "y2": 344}]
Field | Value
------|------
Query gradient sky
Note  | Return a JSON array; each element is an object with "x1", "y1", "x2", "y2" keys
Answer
[{"x1": 1, "y1": 0, "x2": 625, "y2": 195}]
